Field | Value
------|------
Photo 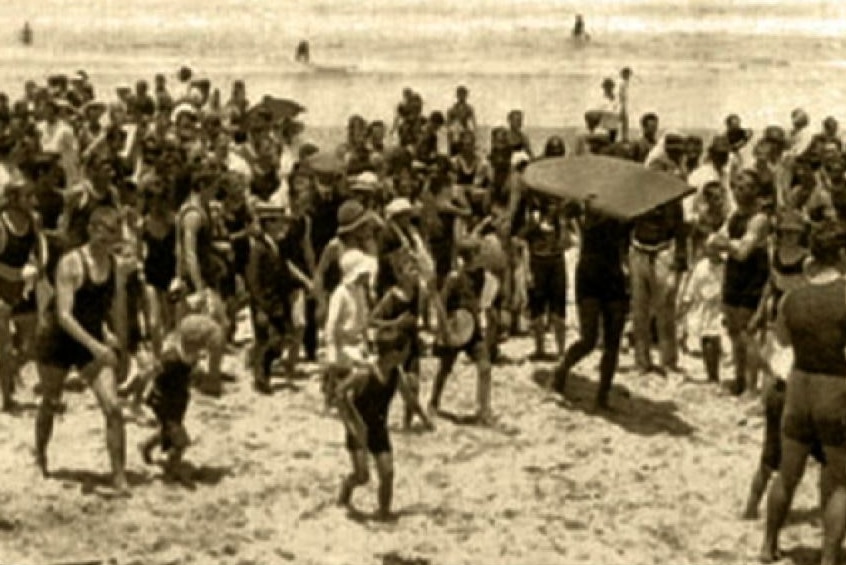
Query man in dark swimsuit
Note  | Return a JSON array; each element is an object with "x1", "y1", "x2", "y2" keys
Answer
[
  {"x1": 0, "y1": 181, "x2": 41, "y2": 412},
  {"x1": 761, "y1": 220, "x2": 846, "y2": 565},
  {"x1": 35, "y1": 206, "x2": 130, "y2": 495},
  {"x1": 708, "y1": 169, "x2": 770, "y2": 396}
]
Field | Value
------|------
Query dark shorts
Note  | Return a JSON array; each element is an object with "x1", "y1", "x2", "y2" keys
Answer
[
  {"x1": 36, "y1": 327, "x2": 97, "y2": 370},
  {"x1": 529, "y1": 256, "x2": 567, "y2": 319},
  {"x1": 158, "y1": 420, "x2": 190, "y2": 452},
  {"x1": 434, "y1": 334, "x2": 488, "y2": 371},
  {"x1": 345, "y1": 421, "x2": 391, "y2": 455},
  {"x1": 782, "y1": 369, "x2": 846, "y2": 449},
  {"x1": 10, "y1": 292, "x2": 36, "y2": 315},
  {"x1": 0, "y1": 278, "x2": 26, "y2": 309},
  {"x1": 575, "y1": 259, "x2": 627, "y2": 302},
  {"x1": 723, "y1": 304, "x2": 755, "y2": 336},
  {"x1": 763, "y1": 379, "x2": 825, "y2": 469}
]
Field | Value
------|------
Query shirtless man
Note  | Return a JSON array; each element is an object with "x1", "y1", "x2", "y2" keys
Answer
[
  {"x1": 446, "y1": 86, "x2": 477, "y2": 157},
  {"x1": 35, "y1": 206, "x2": 130, "y2": 495}
]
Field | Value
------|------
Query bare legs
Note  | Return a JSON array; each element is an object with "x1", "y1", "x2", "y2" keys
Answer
[{"x1": 36, "y1": 360, "x2": 128, "y2": 494}]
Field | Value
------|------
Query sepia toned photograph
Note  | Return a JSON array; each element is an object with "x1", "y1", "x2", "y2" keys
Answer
[{"x1": 2, "y1": 1, "x2": 846, "y2": 564}]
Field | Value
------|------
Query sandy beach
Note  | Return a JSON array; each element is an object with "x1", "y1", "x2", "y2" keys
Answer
[
  {"x1": 0, "y1": 313, "x2": 826, "y2": 565},
  {"x1": 1, "y1": 1, "x2": 844, "y2": 563}
]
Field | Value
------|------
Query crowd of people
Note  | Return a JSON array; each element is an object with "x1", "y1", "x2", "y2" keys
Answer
[{"x1": 1, "y1": 66, "x2": 846, "y2": 553}]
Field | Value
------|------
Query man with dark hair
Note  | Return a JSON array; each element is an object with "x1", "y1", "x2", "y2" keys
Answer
[
  {"x1": 761, "y1": 219, "x2": 846, "y2": 565},
  {"x1": 631, "y1": 113, "x2": 659, "y2": 163},
  {"x1": 447, "y1": 86, "x2": 476, "y2": 156},
  {"x1": 415, "y1": 111, "x2": 445, "y2": 165},
  {"x1": 630, "y1": 133, "x2": 688, "y2": 376},
  {"x1": 708, "y1": 169, "x2": 770, "y2": 396},
  {"x1": 132, "y1": 80, "x2": 156, "y2": 120},
  {"x1": 35, "y1": 206, "x2": 131, "y2": 495}
]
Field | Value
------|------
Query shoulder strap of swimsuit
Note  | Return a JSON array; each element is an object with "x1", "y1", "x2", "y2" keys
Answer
[{"x1": 76, "y1": 248, "x2": 89, "y2": 284}]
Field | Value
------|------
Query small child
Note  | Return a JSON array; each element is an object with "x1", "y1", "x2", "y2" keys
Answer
[
  {"x1": 678, "y1": 245, "x2": 724, "y2": 383},
  {"x1": 370, "y1": 254, "x2": 434, "y2": 431},
  {"x1": 428, "y1": 238, "x2": 494, "y2": 425},
  {"x1": 139, "y1": 314, "x2": 222, "y2": 481}
]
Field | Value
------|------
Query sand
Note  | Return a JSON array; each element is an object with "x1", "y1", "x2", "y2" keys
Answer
[{"x1": 0, "y1": 302, "x2": 827, "y2": 565}]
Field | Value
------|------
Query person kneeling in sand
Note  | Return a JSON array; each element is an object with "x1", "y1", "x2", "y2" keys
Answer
[{"x1": 139, "y1": 314, "x2": 221, "y2": 484}]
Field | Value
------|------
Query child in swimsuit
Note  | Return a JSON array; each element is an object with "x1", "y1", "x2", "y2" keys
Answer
[{"x1": 139, "y1": 314, "x2": 222, "y2": 482}]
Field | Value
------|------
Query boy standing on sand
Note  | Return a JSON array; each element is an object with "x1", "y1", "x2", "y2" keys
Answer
[{"x1": 428, "y1": 238, "x2": 495, "y2": 426}]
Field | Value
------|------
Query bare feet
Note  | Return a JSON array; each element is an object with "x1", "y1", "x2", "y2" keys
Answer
[
  {"x1": 112, "y1": 475, "x2": 131, "y2": 498},
  {"x1": 374, "y1": 509, "x2": 399, "y2": 523},
  {"x1": 758, "y1": 547, "x2": 782, "y2": 564},
  {"x1": 474, "y1": 411, "x2": 495, "y2": 427}
]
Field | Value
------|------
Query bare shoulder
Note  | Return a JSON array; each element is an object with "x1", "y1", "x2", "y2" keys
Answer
[{"x1": 56, "y1": 250, "x2": 84, "y2": 285}]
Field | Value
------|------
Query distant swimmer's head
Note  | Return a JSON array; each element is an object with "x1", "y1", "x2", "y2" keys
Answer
[
  {"x1": 456, "y1": 85, "x2": 469, "y2": 100},
  {"x1": 724, "y1": 114, "x2": 741, "y2": 131},
  {"x1": 620, "y1": 67, "x2": 632, "y2": 80},
  {"x1": 178, "y1": 66, "x2": 193, "y2": 83},
  {"x1": 544, "y1": 136, "x2": 566, "y2": 158},
  {"x1": 824, "y1": 116, "x2": 839, "y2": 136},
  {"x1": 791, "y1": 108, "x2": 809, "y2": 130},
  {"x1": 507, "y1": 109, "x2": 524, "y2": 130},
  {"x1": 601, "y1": 77, "x2": 615, "y2": 93}
]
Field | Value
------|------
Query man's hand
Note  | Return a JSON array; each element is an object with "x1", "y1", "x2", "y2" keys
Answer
[
  {"x1": 707, "y1": 232, "x2": 730, "y2": 251},
  {"x1": 92, "y1": 342, "x2": 119, "y2": 368}
]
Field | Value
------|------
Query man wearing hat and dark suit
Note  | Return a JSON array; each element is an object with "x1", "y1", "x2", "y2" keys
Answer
[{"x1": 247, "y1": 203, "x2": 304, "y2": 394}]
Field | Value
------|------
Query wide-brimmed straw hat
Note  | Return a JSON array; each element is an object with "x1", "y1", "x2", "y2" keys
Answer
[
  {"x1": 336, "y1": 199, "x2": 376, "y2": 235},
  {"x1": 81, "y1": 100, "x2": 107, "y2": 116},
  {"x1": 385, "y1": 197, "x2": 415, "y2": 219},
  {"x1": 349, "y1": 171, "x2": 378, "y2": 192}
]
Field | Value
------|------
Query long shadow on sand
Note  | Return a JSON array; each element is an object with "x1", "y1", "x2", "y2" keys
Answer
[
  {"x1": 153, "y1": 462, "x2": 232, "y2": 491},
  {"x1": 531, "y1": 368, "x2": 696, "y2": 437},
  {"x1": 783, "y1": 545, "x2": 820, "y2": 565},
  {"x1": 49, "y1": 468, "x2": 152, "y2": 496},
  {"x1": 785, "y1": 505, "x2": 820, "y2": 528}
]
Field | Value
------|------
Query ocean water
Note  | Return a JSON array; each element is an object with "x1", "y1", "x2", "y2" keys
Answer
[{"x1": 1, "y1": 0, "x2": 845, "y2": 132}]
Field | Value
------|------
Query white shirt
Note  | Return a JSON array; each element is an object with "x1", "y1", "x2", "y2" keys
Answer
[
  {"x1": 39, "y1": 119, "x2": 80, "y2": 184},
  {"x1": 324, "y1": 282, "x2": 369, "y2": 365},
  {"x1": 683, "y1": 257, "x2": 724, "y2": 338},
  {"x1": 593, "y1": 93, "x2": 620, "y2": 131},
  {"x1": 684, "y1": 163, "x2": 734, "y2": 222}
]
